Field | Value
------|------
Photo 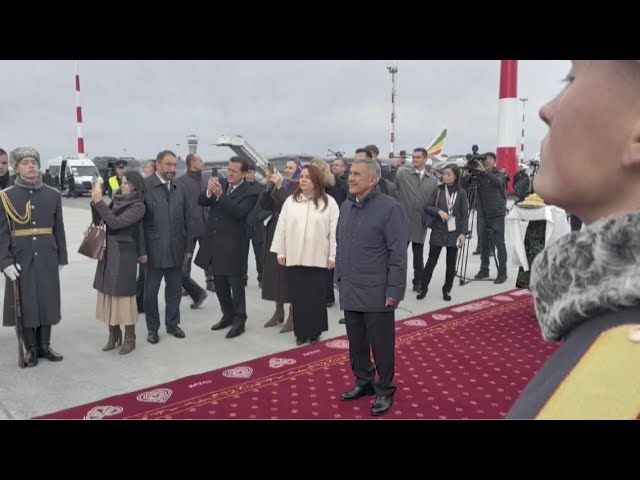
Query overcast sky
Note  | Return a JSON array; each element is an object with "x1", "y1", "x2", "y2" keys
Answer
[{"x1": 0, "y1": 60, "x2": 569, "y2": 166}]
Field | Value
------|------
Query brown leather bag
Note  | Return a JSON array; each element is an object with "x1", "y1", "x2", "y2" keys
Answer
[{"x1": 78, "y1": 222, "x2": 106, "y2": 261}]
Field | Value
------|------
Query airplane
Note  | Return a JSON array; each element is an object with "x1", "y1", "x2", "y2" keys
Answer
[
  {"x1": 390, "y1": 128, "x2": 465, "y2": 171},
  {"x1": 425, "y1": 128, "x2": 468, "y2": 170}
]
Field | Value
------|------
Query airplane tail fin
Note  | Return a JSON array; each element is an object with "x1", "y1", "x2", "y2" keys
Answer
[{"x1": 427, "y1": 128, "x2": 447, "y2": 157}]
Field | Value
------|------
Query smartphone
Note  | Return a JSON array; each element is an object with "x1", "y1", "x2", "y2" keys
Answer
[
  {"x1": 267, "y1": 163, "x2": 275, "y2": 175},
  {"x1": 211, "y1": 167, "x2": 218, "y2": 178}
]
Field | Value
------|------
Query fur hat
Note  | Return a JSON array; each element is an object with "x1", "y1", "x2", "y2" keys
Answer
[{"x1": 9, "y1": 147, "x2": 40, "y2": 169}]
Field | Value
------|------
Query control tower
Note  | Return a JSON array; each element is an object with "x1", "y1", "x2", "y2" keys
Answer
[{"x1": 187, "y1": 134, "x2": 199, "y2": 155}]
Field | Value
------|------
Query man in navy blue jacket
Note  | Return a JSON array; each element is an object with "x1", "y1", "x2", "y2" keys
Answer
[{"x1": 334, "y1": 156, "x2": 408, "y2": 416}]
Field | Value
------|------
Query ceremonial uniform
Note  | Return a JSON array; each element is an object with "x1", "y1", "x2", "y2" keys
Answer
[{"x1": 0, "y1": 147, "x2": 68, "y2": 367}]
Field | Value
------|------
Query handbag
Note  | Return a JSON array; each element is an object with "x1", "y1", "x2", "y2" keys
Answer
[
  {"x1": 422, "y1": 189, "x2": 441, "y2": 229},
  {"x1": 78, "y1": 222, "x2": 107, "y2": 260}
]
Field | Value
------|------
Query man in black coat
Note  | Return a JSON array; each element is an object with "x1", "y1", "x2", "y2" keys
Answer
[
  {"x1": 242, "y1": 165, "x2": 267, "y2": 288},
  {"x1": 197, "y1": 156, "x2": 259, "y2": 339},
  {"x1": 1, "y1": 147, "x2": 68, "y2": 368},
  {"x1": 175, "y1": 153, "x2": 208, "y2": 308},
  {"x1": 0, "y1": 148, "x2": 13, "y2": 190},
  {"x1": 462, "y1": 152, "x2": 508, "y2": 284},
  {"x1": 139, "y1": 150, "x2": 192, "y2": 345},
  {"x1": 42, "y1": 169, "x2": 53, "y2": 187}
]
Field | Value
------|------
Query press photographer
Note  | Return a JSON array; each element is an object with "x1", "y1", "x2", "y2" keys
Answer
[{"x1": 461, "y1": 149, "x2": 508, "y2": 284}]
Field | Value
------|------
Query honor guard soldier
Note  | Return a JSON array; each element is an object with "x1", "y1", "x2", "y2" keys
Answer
[{"x1": 0, "y1": 147, "x2": 68, "y2": 368}]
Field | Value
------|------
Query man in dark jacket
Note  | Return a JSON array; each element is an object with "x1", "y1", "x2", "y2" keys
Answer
[
  {"x1": 512, "y1": 164, "x2": 528, "y2": 192},
  {"x1": 0, "y1": 148, "x2": 13, "y2": 190},
  {"x1": 242, "y1": 165, "x2": 267, "y2": 288},
  {"x1": 41, "y1": 169, "x2": 53, "y2": 186},
  {"x1": 139, "y1": 150, "x2": 192, "y2": 345},
  {"x1": 462, "y1": 152, "x2": 508, "y2": 284},
  {"x1": 197, "y1": 156, "x2": 259, "y2": 339},
  {"x1": 175, "y1": 153, "x2": 208, "y2": 308},
  {"x1": 335, "y1": 156, "x2": 408, "y2": 416},
  {"x1": 1, "y1": 147, "x2": 68, "y2": 368}
]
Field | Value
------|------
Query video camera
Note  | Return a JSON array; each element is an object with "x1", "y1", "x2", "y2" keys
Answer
[
  {"x1": 526, "y1": 159, "x2": 540, "y2": 176},
  {"x1": 465, "y1": 145, "x2": 486, "y2": 177}
]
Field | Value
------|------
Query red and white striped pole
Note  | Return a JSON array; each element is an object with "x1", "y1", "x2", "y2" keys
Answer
[
  {"x1": 497, "y1": 60, "x2": 518, "y2": 192},
  {"x1": 75, "y1": 60, "x2": 86, "y2": 159}
]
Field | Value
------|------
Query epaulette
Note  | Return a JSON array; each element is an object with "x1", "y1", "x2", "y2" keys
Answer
[{"x1": 536, "y1": 324, "x2": 640, "y2": 420}]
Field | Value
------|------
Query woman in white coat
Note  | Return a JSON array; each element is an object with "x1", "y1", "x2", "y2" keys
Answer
[{"x1": 271, "y1": 165, "x2": 339, "y2": 345}]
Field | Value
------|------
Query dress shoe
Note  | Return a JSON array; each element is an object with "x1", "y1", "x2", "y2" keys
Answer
[
  {"x1": 211, "y1": 319, "x2": 232, "y2": 330},
  {"x1": 225, "y1": 325, "x2": 245, "y2": 339},
  {"x1": 442, "y1": 287, "x2": 452, "y2": 301},
  {"x1": 310, "y1": 335, "x2": 321, "y2": 344},
  {"x1": 472, "y1": 250, "x2": 481, "y2": 255},
  {"x1": 371, "y1": 395, "x2": 394, "y2": 416},
  {"x1": 147, "y1": 331, "x2": 159, "y2": 344},
  {"x1": 338, "y1": 318, "x2": 346, "y2": 325},
  {"x1": 296, "y1": 337, "x2": 307, "y2": 346},
  {"x1": 494, "y1": 274, "x2": 508, "y2": 284},
  {"x1": 190, "y1": 291, "x2": 208, "y2": 309},
  {"x1": 340, "y1": 384, "x2": 375, "y2": 401},
  {"x1": 474, "y1": 270, "x2": 490, "y2": 280},
  {"x1": 206, "y1": 280, "x2": 216, "y2": 292},
  {"x1": 166, "y1": 325, "x2": 185, "y2": 338},
  {"x1": 412, "y1": 285, "x2": 420, "y2": 292},
  {"x1": 416, "y1": 287, "x2": 428, "y2": 300}
]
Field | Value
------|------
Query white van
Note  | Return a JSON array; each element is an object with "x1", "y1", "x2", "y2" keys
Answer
[{"x1": 48, "y1": 156, "x2": 100, "y2": 196}]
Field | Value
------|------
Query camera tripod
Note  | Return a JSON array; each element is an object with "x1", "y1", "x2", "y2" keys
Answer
[{"x1": 455, "y1": 178, "x2": 499, "y2": 286}]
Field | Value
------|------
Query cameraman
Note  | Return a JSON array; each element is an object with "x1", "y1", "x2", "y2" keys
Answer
[{"x1": 462, "y1": 152, "x2": 508, "y2": 284}]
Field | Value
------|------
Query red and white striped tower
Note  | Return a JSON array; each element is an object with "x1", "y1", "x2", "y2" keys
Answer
[
  {"x1": 519, "y1": 97, "x2": 528, "y2": 162},
  {"x1": 387, "y1": 64, "x2": 398, "y2": 159},
  {"x1": 75, "y1": 60, "x2": 86, "y2": 159},
  {"x1": 497, "y1": 60, "x2": 518, "y2": 192}
]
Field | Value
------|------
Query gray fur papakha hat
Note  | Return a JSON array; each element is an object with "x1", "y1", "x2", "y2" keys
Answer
[{"x1": 9, "y1": 147, "x2": 41, "y2": 169}]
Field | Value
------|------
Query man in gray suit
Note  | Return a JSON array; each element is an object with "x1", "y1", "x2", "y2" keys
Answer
[
  {"x1": 394, "y1": 147, "x2": 438, "y2": 292},
  {"x1": 139, "y1": 150, "x2": 192, "y2": 344}
]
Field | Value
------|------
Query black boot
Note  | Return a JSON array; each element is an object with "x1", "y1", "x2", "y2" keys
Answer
[
  {"x1": 23, "y1": 328, "x2": 38, "y2": 368},
  {"x1": 37, "y1": 326, "x2": 63, "y2": 362},
  {"x1": 442, "y1": 287, "x2": 452, "y2": 302}
]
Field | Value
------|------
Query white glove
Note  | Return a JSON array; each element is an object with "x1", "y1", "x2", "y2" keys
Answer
[
  {"x1": 3, "y1": 264, "x2": 21, "y2": 281},
  {"x1": 58, "y1": 265, "x2": 64, "y2": 273}
]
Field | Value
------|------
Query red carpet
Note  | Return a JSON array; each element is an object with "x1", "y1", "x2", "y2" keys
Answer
[{"x1": 37, "y1": 289, "x2": 558, "y2": 420}]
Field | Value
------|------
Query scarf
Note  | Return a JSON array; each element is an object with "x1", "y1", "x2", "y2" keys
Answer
[
  {"x1": 14, "y1": 175, "x2": 44, "y2": 190},
  {"x1": 111, "y1": 192, "x2": 142, "y2": 215}
]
